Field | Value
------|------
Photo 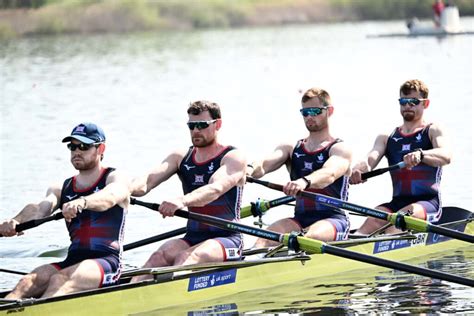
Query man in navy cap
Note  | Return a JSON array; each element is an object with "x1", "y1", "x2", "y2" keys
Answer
[{"x1": 0, "y1": 123, "x2": 130, "y2": 299}]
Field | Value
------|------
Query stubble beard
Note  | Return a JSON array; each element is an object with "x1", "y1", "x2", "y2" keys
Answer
[
  {"x1": 402, "y1": 112, "x2": 415, "y2": 122},
  {"x1": 192, "y1": 135, "x2": 216, "y2": 148},
  {"x1": 71, "y1": 157, "x2": 97, "y2": 171},
  {"x1": 306, "y1": 119, "x2": 328, "y2": 132}
]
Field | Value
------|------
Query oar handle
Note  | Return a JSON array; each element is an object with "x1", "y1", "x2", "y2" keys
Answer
[
  {"x1": 0, "y1": 212, "x2": 64, "y2": 237},
  {"x1": 361, "y1": 162, "x2": 406, "y2": 180}
]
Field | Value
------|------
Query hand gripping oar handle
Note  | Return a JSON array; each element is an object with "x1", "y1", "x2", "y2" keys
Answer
[
  {"x1": 0, "y1": 212, "x2": 64, "y2": 237},
  {"x1": 361, "y1": 162, "x2": 406, "y2": 180},
  {"x1": 131, "y1": 198, "x2": 473, "y2": 287},
  {"x1": 246, "y1": 177, "x2": 474, "y2": 244}
]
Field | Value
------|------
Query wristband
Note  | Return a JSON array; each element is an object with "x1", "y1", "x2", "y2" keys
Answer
[
  {"x1": 80, "y1": 197, "x2": 88, "y2": 209},
  {"x1": 302, "y1": 176, "x2": 311, "y2": 189},
  {"x1": 416, "y1": 148, "x2": 424, "y2": 162}
]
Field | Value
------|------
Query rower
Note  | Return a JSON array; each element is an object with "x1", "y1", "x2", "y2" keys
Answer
[
  {"x1": 0, "y1": 123, "x2": 130, "y2": 298},
  {"x1": 248, "y1": 87, "x2": 352, "y2": 248},
  {"x1": 129, "y1": 100, "x2": 247, "y2": 282},
  {"x1": 350, "y1": 79, "x2": 452, "y2": 235}
]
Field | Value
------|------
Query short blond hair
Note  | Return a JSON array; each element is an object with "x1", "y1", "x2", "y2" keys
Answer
[
  {"x1": 301, "y1": 88, "x2": 331, "y2": 106},
  {"x1": 400, "y1": 79, "x2": 429, "y2": 98}
]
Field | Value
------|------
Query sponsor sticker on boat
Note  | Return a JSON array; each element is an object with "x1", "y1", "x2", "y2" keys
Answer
[
  {"x1": 373, "y1": 233, "x2": 428, "y2": 254},
  {"x1": 188, "y1": 269, "x2": 237, "y2": 292}
]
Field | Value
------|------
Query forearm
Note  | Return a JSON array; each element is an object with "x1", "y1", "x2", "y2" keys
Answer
[
  {"x1": 83, "y1": 184, "x2": 130, "y2": 211},
  {"x1": 421, "y1": 148, "x2": 451, "y2": 167},
  {"x1": 13, "y1": 201, "x2": 52, "y2": 222},
  {"x1": 182, "y1": 183, "x2": 224, "y2": 208}
]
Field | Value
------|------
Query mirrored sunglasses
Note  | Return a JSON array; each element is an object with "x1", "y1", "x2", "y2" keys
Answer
[
  {"x1": 398, "y1": 98, "x2": 427, "y2": 106},
  {"x1": 300, "y1": 107, "x2": 328, "y2": 117},
  {"x1": 187, "y1": 119, "x2": 217, "y2": 130}
]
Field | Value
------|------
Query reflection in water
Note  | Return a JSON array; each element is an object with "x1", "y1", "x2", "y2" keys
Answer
[{"x1": 161, "y1": 251, "x2": 473, "y2": 315}]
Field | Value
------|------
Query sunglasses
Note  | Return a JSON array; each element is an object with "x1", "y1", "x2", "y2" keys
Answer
[
  {"x1": 398, "y1": 98, "x2": 428, "y2": 106},
  {"x1": 67, "y1": 143, "x2": 100, "y2": 151},
  {"x1": 187, "y1": 119, "x2": 217, "y2": 130},
  {"x1": 300, "y1": 107, "x2": 328, "y2": 117}
]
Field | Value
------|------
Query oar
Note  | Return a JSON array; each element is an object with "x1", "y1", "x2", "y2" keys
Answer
[
  {"x1": 0, "y1": 268, "x2": 26, "y2": 275},
  {"x1": 124, "y1": 195, "x2": 295, "y2": 251},
  {"x1": 0, "y1": 212, "x2": 64, "y2": 237},
  {"x1": 361, "y1": 162, "x2": 406, "y2": 180},
  {"x1": 130, "y1": 198, "x2": 474, "y2": 287},
  {"x1": 246, "y1": 177, "x2": 474, "y2": 243},
  {"x1": 0, "y1": 196, "x2": 294, "y2": 274}
]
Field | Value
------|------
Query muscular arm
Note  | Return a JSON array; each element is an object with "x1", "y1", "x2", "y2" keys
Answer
[
  {"x1": 83, "y1": 171, "x2": 131, "y2": 211},
  {"x1": 249, "y1": 143, "x2": 293, "y2": 178},
  {"x1": 159, "y1": 149, "x2": 246, "y2": 216},
  {"x1": 350, "y1": 133, "x2": 388, "y2": 184},
  {"x1": 424, "y1": 123, "x2": 452, "y2": 167},
  {"x1": 0, "y1": 186, "x2": 61, "y2": 236},
  {"x1": 61, "y1": 170, "x2": 131, "y2": 222},
  {"x1": 305, "y1": 142, "x2": 352, "y2": 189},
  {"x1": 130, "y1": 150, "x2": 184, "y2": 197}
]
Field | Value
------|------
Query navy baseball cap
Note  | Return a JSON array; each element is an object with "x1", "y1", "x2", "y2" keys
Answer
[{"x1": 62, "y1": 123, "x2": 106, "y2": 144}]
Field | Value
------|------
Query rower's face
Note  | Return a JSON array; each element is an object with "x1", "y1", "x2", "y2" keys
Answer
[
  {"x1": 68, "y1": 140, "x2": 103, "y2": 170},
  {"x1": 301, "y1": 98, "x2": 331, "y2": 132},
  {"x1": 399, "y1": 91, "x2": 427, "y2": 122},
  {"x1": 187, "y1": 111, "x2": 220, "y2": 148}
]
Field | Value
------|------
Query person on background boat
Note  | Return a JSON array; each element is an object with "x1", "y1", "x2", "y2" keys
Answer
[
  {"x1": 130, "y1": 100, "x2": 246, "y2": 282},
  {"x1": 350, "y1": 79, "x2": 451, "y2": 235},
  {"x1": 432, "y1": 0, "x2": 445, "y2": 27},
  {"x1": 0, "y1": 123, "x2": 130, "y2": 298},
  {"x1": 248, "y1": 87, "x2": 352, "y2": 248}
]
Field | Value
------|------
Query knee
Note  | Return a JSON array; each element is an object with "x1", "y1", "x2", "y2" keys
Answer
[
  {"x1": 146, "y1": 249, "x2": 172, "y2": 267},
  {"x1": 19, "y1": 271, "x2": 50, "y2": 287},
  {"x1": 174, "y1": 251, "x2": 201, "y2": 265},
  {"x1": 47, "y1": 273, "x2": 68, "y2": 289}
]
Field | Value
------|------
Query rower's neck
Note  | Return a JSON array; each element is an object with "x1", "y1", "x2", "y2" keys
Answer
[
  {"x1": 75, "y1": 165, "x2": 104, "y2": 190},
  {"x1": 194, "y1": 142, "x2": 225, "y2": 163},
  {"x1": 304, "y1": 130, "x2": 334, "y2": 152},
  {"x1": 400, "y1": 120, "x2": 426, "y2": 134}
]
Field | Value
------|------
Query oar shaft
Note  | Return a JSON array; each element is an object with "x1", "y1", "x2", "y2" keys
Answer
[
  {"x1": 130, "y1": 198, "x2": 282, "y2": 242},
  {"x1": 361, "y1": 162, "x2": 406, "y2": 180},
  {"x1": 123, "y1": 227, "x2": 187, "y2": 251},
  {"x1": 428, "y1": 223, "x2": 474, "y2": 243},
  {"x1": 324, "y1": 244, "x2": 474, "y2": 287},
  {"x1": 0, "y1": 268, "x2": 27, "y2": 275},
  {"x1": 132, "y1": 198, "x2": 474, "y2": 287},
  {"x1": 247, "y1": 177, "x2": 474, "y2": 244}
]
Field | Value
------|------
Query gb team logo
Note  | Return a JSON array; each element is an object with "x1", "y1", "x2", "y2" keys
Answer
[{"x1": 194, "y1": 175, "x2": 205, "y2": 185}]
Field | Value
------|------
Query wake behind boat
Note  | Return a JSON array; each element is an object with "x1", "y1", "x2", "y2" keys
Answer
[{"x1": 1, "y1": 206, "x2": 472, "y2": 315}]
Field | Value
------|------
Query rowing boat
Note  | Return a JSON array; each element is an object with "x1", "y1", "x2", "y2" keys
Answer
[{"x1": 1, "y1": 206, "x2": 472, "y2": 315}]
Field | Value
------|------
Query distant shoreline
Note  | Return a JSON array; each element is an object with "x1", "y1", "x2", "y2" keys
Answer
[{"x1": 1, "y1": 0, "x2": 473, "y2": 39}]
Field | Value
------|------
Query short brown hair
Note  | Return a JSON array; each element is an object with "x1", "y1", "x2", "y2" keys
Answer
[
  {"x1": 301, "y1": 88, "x2": 331, "y2": 106},
  {"x1": 400, "y1": 79, "x2": 429, "y2": 98},
  {"x1": 187, "y1": 100, "x2": 221, "y2": 119}
]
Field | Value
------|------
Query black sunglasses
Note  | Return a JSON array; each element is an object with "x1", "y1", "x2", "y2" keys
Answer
[
  {"x1": 67, "y1": 143, "x2": 100, "y2": 151},
  {"x1": 187, "y1": 119, "x2": 217, "y2": 130},
  {"x1": 398, "y1": 98, "x2": 428, "y2": 106}
]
